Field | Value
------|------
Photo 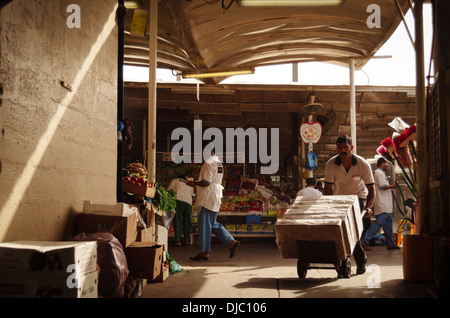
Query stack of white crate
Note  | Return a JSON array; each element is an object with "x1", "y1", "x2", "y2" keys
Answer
[{"x1": 275, "y1": 195, "x2": 363, "y2": 260}]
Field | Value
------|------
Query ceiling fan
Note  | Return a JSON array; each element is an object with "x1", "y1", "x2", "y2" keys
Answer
[
  {"x1": 302, "y1": 94, "x2": 336, "y2": 133},
  {"x1": 302, "y1": 94, "x2": 324, "y2": 115}
]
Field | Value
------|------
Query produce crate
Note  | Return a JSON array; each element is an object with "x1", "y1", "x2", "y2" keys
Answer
[{"x1": 122, "y1": 182, "x2": 156, "y2": 198}]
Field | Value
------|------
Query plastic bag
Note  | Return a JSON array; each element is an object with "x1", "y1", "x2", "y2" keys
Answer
[
  {"x1": 166, "y1": 251, "x2": 183, "y2": 274},
  {"x1": 388, "y1": 117, "x2": 410, "y2": 133},
  {"x1": 305, "y1": 151, "x2": 318, "y2": 171},
  {"x1": 69, "y1": 232, "x2": 129, "y2": 298}
]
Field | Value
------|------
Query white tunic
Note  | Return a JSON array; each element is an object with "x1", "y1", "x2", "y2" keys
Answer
[
  {"x1": 296, "y1": 187, "x2": 323, "y2": 197},
  {"x1": 196, "y1": 155, "x2": 224, "y2": 212},
  {"x1": 167, "y1": 178, "x2": 195, "y2": 205},
  {"x1": 373, "y1": 168, "x2": 393, "y2": 215}
]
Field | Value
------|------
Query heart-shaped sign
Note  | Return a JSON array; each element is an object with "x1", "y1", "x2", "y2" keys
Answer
[{"x1": 300, "y1": 121, "x2": 322, "y2": 144}]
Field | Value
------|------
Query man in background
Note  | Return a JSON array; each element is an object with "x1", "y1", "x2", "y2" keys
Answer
[
  {"x1": 296, "y1": 177, "x2": 323, "y2": 197},
  {"x1": 361, "y1": 157, "x2": 400, "y2": 250},
  {"x1": 168, "y1": 173, "x2": 195, "y2": 246}
]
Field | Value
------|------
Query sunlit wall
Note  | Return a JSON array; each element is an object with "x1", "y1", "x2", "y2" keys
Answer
[{"x1": 0, "y1": 0, "x2": 119, "y2": 242}]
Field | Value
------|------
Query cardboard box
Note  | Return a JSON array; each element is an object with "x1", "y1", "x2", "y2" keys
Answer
[
  {"x1": 154, "y1": 246, "x2": 169, "y2": 282},
  {"x1": 122, "y1": 182, "x2": 156, "y2": 198},
  {"x1": 78, "y1": 212, "x2": 137, "y2": 248},
  {"x1": 225, "y1": 224, "x2": 236, "y2": 233},
  {"x1": 136, "y1": 226, "x2": 153, "y2": 242},
  {"x1": 125, "y1": 242, "x2": 163, "y2": 280},
  {"x1": 156, "y1": 225, "x2": 168, "y2": 252},
  {"x1": 261, "y1": 215, "x2": 277, "y2": 224},
  {"x1": 0, "y1": 271, "x2": 98, "y2": 298},
  {"x1": 0, "y1": 241, "x2": 97, "y2": 279},
  {"x1": 235, "y1": 224, "x2": 263, "y2": 234},
  {"x1": 262, "y1": 224, "x2": 275, "y2": 234},
  {"x1": 246, "y1": 214, "x2": 261, "y2": 224},
  {"x1": 83, "y1": 201, "x2": 138, "y2": 217}
]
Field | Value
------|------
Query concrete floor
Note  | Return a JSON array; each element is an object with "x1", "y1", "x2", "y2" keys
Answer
[{"x1": 141, "y1": 239, "x2": 437, "y2": 299}]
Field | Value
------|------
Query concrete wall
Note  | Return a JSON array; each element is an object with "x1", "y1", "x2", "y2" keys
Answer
[{"x1": 0, "y1": 0, "x2": 119, "y2": 242}]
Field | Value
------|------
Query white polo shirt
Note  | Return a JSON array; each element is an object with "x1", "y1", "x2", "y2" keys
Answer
[
  {"x1": 373, "y1": 168, "x2": 393, "y2": 215},
  {"x1": 296, "y1": 187, "x2": 323, "y2": 197},
  {"x1": 324, "y1": 154, "x2": 374, "y2": 199},
  {"x1": 196, "y1": 155, "x2": 224, "y2": 212},
  {"x1": 167, "y1": 178, "x2": 195, "y2": 205}
]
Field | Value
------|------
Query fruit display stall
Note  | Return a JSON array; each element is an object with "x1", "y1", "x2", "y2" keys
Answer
[{"x1": 122, "y1": 159, "x2": 294, "y2": 242}]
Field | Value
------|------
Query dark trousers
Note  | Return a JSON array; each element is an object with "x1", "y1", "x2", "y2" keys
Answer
[
  {"x1": 353, "y1": 198, "x2": 369, "y2": 268},
  {"x1": 173, "y1": 200, "x2": 192, "y2": 243}
]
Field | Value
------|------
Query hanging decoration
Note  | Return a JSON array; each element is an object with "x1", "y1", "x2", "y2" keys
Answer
[
  {"x1": 300, "y1": 121, "x2": 322, "y2": 144},
  {"x1": 376, "y1": 117, "x2": 417, "y2": 233}
]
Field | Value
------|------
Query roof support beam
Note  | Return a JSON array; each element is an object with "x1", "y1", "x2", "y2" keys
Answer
[
  {"x1": 349, "y1": 58, "x2": 357, "y2": 154},
  {"x1": 414, "y1": 0, "x2": 427, "y2": 235},
  {"x1": 148, "y1": 0, "x2": 158, "y2": 182}
]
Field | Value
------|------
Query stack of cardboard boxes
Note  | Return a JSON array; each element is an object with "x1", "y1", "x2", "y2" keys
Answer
[
  {"x1": 77, "y1": 201, "x2": 169, "y2": 290},
  {"x1": 0, "y1": 201, "x2": 169, "y2": 298}
]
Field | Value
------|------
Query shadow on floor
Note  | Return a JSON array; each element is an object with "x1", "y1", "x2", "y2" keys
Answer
[
  {"x1": 141, "y1": 240, "x2": 437, "y2": 299},
  {"x1": 232, "y1": 275, "x2": 435, "y2": 298}
]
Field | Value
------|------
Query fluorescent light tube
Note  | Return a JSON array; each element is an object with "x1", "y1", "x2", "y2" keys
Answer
[
  {"x1": 181, "y1": 68, "x2": 255, "y2": 79},
  {"x1": 238, "y1": 0, "x2": 344, "y2": 6}
]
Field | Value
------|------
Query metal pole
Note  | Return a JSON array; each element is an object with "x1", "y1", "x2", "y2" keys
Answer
[
  {"x1": 349, "y1": 59, "x2": 357, "y2": 153},
  {"x1": 293, "y1": 62, "x2": 305, "y2": 189},
  {"x1": 301, "y1": 135, "x2": 305, "y2": 188},
  {"x1": 117, "y1": 0, "x2": 125, "y2": 201},
  {"x1": 414, "y1": 0, "x2": 427, "y2": 234},
  {"x1": 292, "y1": 62, "x2": 298, "y2": 82},
  {"x1": 308, "y1": 114, "x2": 313, "y2": 178},
  {"x1": 148, "y1": 0, "x2": 158, "y2": 183}
]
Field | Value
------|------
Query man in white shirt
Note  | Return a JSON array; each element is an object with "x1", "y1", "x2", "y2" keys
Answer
[
  {"x1": 296, "y1": 178, "x2": 323, "y2": 197},
  {"x1": 188, "y1": 146, "x2": 239, "y2": 261},
  {"x1": 361, "y1": 157, "x2": 400, "y2": 250},
  {"x1": 168, "y1": 174, "x2": 195, "y2": 246},
  {"x1": 324, "y1": 135, "x2": 375, "y2": 274}
]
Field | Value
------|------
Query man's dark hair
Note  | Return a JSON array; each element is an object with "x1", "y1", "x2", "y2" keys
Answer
[
  {"x1": 306, "y1": 177, "x2": 316, "y2": 187},
  {"x1": 336, "y1": 135, "x2": 352, "y2": 146},
  {"x1": 377, "y1": 157, "x2": 387, "y2": 167}
]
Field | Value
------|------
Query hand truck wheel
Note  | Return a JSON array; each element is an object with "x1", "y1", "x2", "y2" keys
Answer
[
  {"x1": 337, "y1": 257, "x2": 351, "y2": 278},
  {"x1": 297, "y1": 259, "x2": 309, "y2": 278}
]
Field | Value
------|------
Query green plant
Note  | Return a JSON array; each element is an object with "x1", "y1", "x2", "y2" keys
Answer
[{"x1": 153, "y1": 183, "x2": 177, "y2": 212}]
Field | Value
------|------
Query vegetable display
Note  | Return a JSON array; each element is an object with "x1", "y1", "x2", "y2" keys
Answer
[{"x1": 152, "y1": 183, "x2": 177, "y2": 213}]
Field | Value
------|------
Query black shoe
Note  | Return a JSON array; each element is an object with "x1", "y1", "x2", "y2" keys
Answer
[
  {"x1": 387, "y1": 245, "x2": 401, "y2": 250},
  {"x1": 356, "y1": 257, "x2": 368, "y2": 275},
  {"x1": 229, "y1": 241, "x2": 240, "y2": 259},
  {"x1": 190, "y1": 253, "x2": 208, "y2": 261},
  {"x1": 361, "y1": 241, "x2": 372, "y2": 251}
]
